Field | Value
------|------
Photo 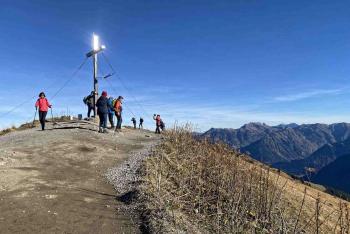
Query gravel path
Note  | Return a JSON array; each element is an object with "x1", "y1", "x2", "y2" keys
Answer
[
  {"x1": 106, "y1": 144, "x2": 156, "y2": 195},
  {"x1": 105, "y1": 140, "x2": 160, "y2": 234}
]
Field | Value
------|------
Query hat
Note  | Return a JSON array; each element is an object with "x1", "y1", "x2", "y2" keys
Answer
[
  {"x1": 102, "y1": 91, "x2": 107, "y2": 97},
  {"x1": 118, "y1": 96, "x2": 124, "y2": 100}
]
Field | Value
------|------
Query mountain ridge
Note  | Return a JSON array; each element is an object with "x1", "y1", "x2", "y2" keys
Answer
[{"x1": 202, "y1": 122, "x2": 350, "y2": 168}]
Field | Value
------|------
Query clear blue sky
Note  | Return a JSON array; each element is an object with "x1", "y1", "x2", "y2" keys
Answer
[{"x1": 1, "y1": 0, "x2": 350, "y2": 131}]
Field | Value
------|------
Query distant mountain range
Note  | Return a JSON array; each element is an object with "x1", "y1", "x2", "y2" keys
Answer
[
  {"x1": 202, "y1": 122, "x2": 275, "y2": 148},
  {"x1": 202, "y1": 122, "x2": 350, "y2": 194},
  {"x1": 202, "y1": 122, "x2": 350, "y2": 164}
]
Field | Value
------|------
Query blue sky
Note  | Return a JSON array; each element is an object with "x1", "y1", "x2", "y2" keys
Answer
[{"x1": 1, "y1": 0, "x2": 350, "y2": 131}]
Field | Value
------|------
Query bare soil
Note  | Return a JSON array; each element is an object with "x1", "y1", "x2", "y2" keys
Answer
[{"x1": 0, "y1": 123, "x2": 157, "y2": 234}]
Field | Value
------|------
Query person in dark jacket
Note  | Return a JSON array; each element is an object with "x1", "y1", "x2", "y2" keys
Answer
[
  {"x1": 107, "y1": 96, "x2": 115, "y2": 128},
  {"x1": 131, "y1": 117, "x2": 137, "y2": 129},
  {"x1": 96, "y1": 91, "x2": 109, "y2": 133},
  {"x1": 139, "y1": 117, "x2": 144, "y2": 129},
  {"x1": 35, "y1": 92, "x2": 52, "y2": 131},
  {"x1": 84, "y1": 91, "x2": 95, "y2": 118}
]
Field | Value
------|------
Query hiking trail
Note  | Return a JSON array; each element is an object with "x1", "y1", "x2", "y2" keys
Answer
[{"x1": 0, "y1": 122, "x2": 158, "y2": 234}]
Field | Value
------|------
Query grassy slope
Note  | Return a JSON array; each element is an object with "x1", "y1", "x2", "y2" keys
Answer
[
  {"x1": 140, "y1": 127, "x2": 350, "y2": 233},
  {"x1": 0, "y1": 122, "x2": 36, "y2": 136},
  {"x1": 0, "y1": 116, "x2": 74, "y2": 136}
]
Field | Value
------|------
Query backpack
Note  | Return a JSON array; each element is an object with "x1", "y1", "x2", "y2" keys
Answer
[
  {"x1": 83, "y1": 96, "x2": 88, "y2": 104},
  {"x1": 112, "y1": 99, "x2": 118, "y2": 108},
  {"x1": 160, "y1": 120, "x2": 165, "y2": 130}
]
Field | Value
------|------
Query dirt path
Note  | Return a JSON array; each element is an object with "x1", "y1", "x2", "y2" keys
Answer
[{"x1": 0, "y1": 124, "x2": 157, "y2": 234}]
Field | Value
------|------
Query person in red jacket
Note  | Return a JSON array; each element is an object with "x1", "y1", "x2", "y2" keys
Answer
[
  {"x1": 35, "y1": 92, "x2": 52, "y2": 131},
  {"x1": 153, "y1": 114, "x2": 161, "y2": 134}
]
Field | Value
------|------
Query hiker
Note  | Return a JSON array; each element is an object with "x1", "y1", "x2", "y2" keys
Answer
[
  {"x1": 131, "y1": 117, "x2": 137, "y2": 129},
  {"x1": 107, "y1": 96, "x2": 115, "y2": 128},
  {"x1": 139, "y1": 117, "x2": 144, "y2": 129},
  {"x1": 96, "y1": 91, "x2": 109, "y2": 133},
  {"x1": 153, "y1": 114, "x2": 161, "y2": 134},
  {"x1": 35, "y1": 92, "x2": 52, "y2": 131},
  {"x1": 83, "y1": 91, "x2": 95, "y2": 118},
  {"x1": 114, "y1": 96, "x2": 123, "y2": 131}
]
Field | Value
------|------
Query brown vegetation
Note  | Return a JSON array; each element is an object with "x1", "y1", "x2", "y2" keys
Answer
[
  {"x1": 0, "y1": 123, "x2": 35, "y2": 136},
  {"x1": 140, "y1": 125, "x2": 350, "y2": 233},
  {"x1": 0, "y1": 116, "x2": 74, "y2": 136}
]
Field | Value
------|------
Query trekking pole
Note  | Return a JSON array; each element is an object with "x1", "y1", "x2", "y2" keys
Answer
[
  {"x1": 32, "y1": 108, "x2": 38, "y2": 127},
  {"x1": 50, "y1": 108, "x2": 55, "y2": 129},
  {"x1": 113, "y1": 115, "x2": 118, "y2": 136},
  {"x1": 113, "y1": 123, "x2": 117, "y2": 136}
]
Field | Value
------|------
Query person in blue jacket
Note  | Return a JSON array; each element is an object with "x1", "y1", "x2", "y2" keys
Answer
[
  {"x1": 107, "y1": 96, "x2": 115, "y2": 129},
  {"x1": 96, "y1": 91, "x2": 109, "y2": 133}
]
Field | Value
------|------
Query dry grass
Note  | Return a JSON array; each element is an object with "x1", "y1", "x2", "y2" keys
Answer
[
  {"x1": 140, "y1": 125, "x2": 350, "y2": 233},
  {"x1": 0, "y1": 116, "x2": 73, "y2": 136},
  {"x1": 0, "y1": 123, "x2": 35, "y2": 136}
]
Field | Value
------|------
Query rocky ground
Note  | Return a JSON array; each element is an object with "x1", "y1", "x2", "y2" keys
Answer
[{"x1": 0, "y1": 122, "x2": 159, "y2": 234}]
